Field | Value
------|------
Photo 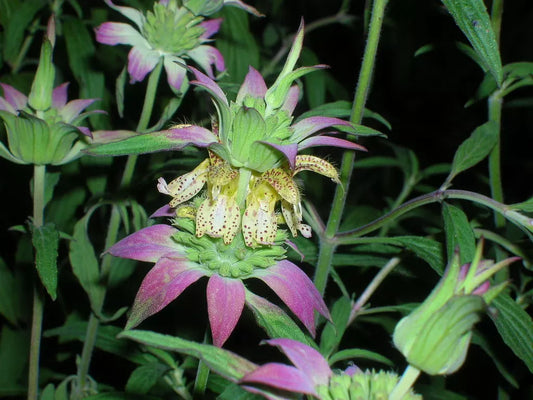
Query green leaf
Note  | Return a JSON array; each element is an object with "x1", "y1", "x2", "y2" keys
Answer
[
  {"x1": 320, "y1": 296, "x2": 352, "y2": 356},
  {"x1": 390, "y1": 236, "x2": 445, "y2": 274},
  {"x1": 218, "y1": 383, "x2": 265, "y2": 400},
  {"x1": 329, "y1": 348, "x2": 393, "y2": 367},
  {"x1": 119, "y1": 330, "x2": 256, "y2": 381},
  {"x1": 442, "y1": 203, "x2": 476, "y2": 264},
  {"x1": 490, "y1": 293, "x2": 533, "y2": 373},
  {"x1": 445, "y1": 121, "x2": 498, "y2": 185},
  {"x1": 0, "y1": 326, "x2": 29, "y2": 392},
  {"x1": 2, "y1": 0, "x2": 44, "y2": 64},
  {"x1": 125, "y1": 363, "x2": 170, "y2": 394},
  {"x1": 115, "y1": 66, "x2": 127, "y2": 118},
  {"x1": 217, "y1": 7, "x2": 260, "y2": 82},
  {"x1": 43, "y1": 171, "x2": 61, "y2": 208},
  {"x1": 511, "y1": 197, "x2": 533, "y2": 213},
  {"x1": 63, "y1": 19, "x2": 108, "y2": 129},
  {"x1": 69, "y1": 213, "x2": 105, "y2": 311},
  {"x1": 40, "y1": 384, "x2": 55, "y2": 400},
  {"x1": 441, "y1": 0, "x2": 503, "y2": 85},
  {"x1": 44, "y1": 320, "x2": 146, "y2": 364},
  {"x1": 245, "y1": 291, "x2": 313, "y2": 346},
  {"x1": 31, "y1": 223, "x2": 59, "y2": 300},
  {"x1": 84, "y1": 393, "x2": 160, "y2": 400},
  {"x1": 301, "y1": 48, "x2": 326, "y2": 109},
  {"x1": 0, "y1": 258, "x2": 19, "y2": 324}
]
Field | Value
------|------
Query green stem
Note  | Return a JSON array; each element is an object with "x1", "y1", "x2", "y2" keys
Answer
[
  {"x1": 348, "y1": 257, "x2": 400, "y2": 324},
  {"x1": 75, "y1": 60, "x2": 163, "y2": 391},
  {"x1": 389, "y1": 365, "x2": 421, "y2": 400},
  {"x1": 193, "y1": 360, "x2": 210, "y2": 397},
  {"x1": 28, "y1": 164, "x2": 46, "y2": 400},
  {"x1": 488, "y1": 1, "x2": 505, "y2": 229},
  {"x1": 336, "y1": 189, "x2": 532, "y2": 245},
  {"x1": 12, "y1": 18, "x2": 40, "y2": 74},
  {"x1": 314, "y1": 0, "x2": 388, "y2": 294}
]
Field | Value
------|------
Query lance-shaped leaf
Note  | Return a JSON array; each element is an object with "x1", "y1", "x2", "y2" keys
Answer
[
  {"x1": 32, "y1": 223, "x2": 59, "y2": 300},
  {"x1": 441, "y1": 0, "x2": 503, "y2": 85},
  {"x1": 86, "y1": 125, "x2": 218, "y2": 156}
]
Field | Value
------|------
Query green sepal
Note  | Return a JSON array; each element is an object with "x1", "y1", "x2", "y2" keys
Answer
[
  {"x1": 183, "y1": 0, "x2": 224, "y2": 16},
  {"x1": 28, "y1": 39, "x2": 55, "y2": 111}
]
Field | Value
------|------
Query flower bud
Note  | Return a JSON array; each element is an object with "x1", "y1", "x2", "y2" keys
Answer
[{"x1": 28, "y1": 39, "x2": 55, "y2": 111}]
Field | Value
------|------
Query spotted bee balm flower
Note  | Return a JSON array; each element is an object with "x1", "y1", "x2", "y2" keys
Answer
[
  {"x1": 153, "y1": 23, "x2": 368, "y2": 246},
  {"x1": 95, "y1": 0, "x2": 258, "y2": 93},
  {"x1": 107, "y1": 218, "x2": 330, "y2": 347}
]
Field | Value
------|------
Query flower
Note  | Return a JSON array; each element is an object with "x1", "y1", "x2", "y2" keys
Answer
[
  {"x1": 95, "y1": 0, "x2": 238, "y2": 92},
  {"x1": 107, "y1": 218, "x2": 330, "y2": 347},
  {"x1": 155, "y1": 23, "x2": 367, "y2": 246},
  {"x1": 239, "y1": 338, "x2": 421, "y2": 400},
  {"x1": 393, "y1": 239, "x2": 520, "y2": 375}
]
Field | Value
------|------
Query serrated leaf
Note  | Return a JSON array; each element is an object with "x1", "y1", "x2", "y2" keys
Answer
[
  {"x1": 329, "y1": 348, "x2": 393, "y2": 367},
  {"x1": 245, "y1": 291, "x2": 313, "y2": 346},
  {"x1": 445, "y1": 121, "x2": 498, "y2": 186},
  {"x1": 125, "y1": 363, "x2": 169, "y2": 394},
  {"x1": 490, "y1": 293, "x2": 533, "y2": 373},
  {"x1": 119, "y1": 330, "x2": 256, "y2": 381},
  {"x1": 441, "y1": 0, "x2": 502, "y2": 85},
  {"x1": 442, "y1": 203, "x2": 476, "y2": 264},
  {"x1": 69, "y1": 213, "x2": 105, "y2": 311},
  {"x1": 32, "y1": 223, "x2": 59, "y2": 300},
  {"x1": 320, "y1": 296, "x2": 352, "y2": 356},
  {"x1": 390, "y1": 236, "x2": 445, "y2": 274}
]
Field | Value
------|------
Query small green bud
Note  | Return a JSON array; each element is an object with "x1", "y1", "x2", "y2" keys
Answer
[{"x1": 28, "y1": 39, "x2": 55, "y2": 111}]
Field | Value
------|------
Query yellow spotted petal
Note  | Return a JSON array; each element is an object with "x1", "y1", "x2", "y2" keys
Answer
[
  {"x1": 281, "y1": 200, "x2": 298, "y2": 237},
  {"x1": 261, "y1": 168, "x2": 299, "y2": 204},
  {"x1": 168, "y1": 158, "x2": 210, "y2": 207},
  {"x1": 294, "y1": 155, "x2": 340, "y2": 183},
  {"x1": 208, "y1": 155, "x2": 238, "y2": 187},
  {"x1": 176, "y1": 205, "x2": 196, "y2": 219},
  {"x1": 195, "y1": 199, "x2": 211, "y2": 238}
]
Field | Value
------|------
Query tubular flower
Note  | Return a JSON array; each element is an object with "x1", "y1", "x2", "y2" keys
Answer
[
  {"x1": 154, "y1": 22, "x2": 367, "y2": 246},
  {"x1": 239, "y1": 338, "x2": 421, "y2": 400},
  {"x1": 107, "y1": 218, "x2": 330, "y2": 347},
  {"x1": 95, "y1": 0, "x2": 257, "y2": 92}
]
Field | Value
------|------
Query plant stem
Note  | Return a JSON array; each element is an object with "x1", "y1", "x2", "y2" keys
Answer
[
  {"x1": 314, "y1": 0, "x2": 388, "y2": 294},
  {"x1": 336, "y1": 189, "x2": 532, "y2": 245},
  {"x1": 488, "y1": 1, "x2": 505, "y2": 229},
  {"x1": 76, "y1": 60, "x2": 163, "y2": 391},
  {"x1": 389, "y1": 365, "x2": 421, "y2": 400},
  {"x1": 348, "y1": 257, "x2": 400, "y2": 324},
  {"x1": 28, "y1": 164, "x2": 46, "y2": 400},
  {"x1": 193, "y1": 360, "x2": 210, "y2": 397}
]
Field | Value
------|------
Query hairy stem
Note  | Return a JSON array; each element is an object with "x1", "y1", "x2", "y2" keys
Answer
[
  {"x1": 314, "y1": 0, "x2": 388, "y2": 294},
  {"x1": 28, "y1": 164, "x2": 46, "y2": 400}
]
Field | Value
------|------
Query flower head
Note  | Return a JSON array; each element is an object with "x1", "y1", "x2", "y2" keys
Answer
[
  {"x1": 239, "y1": 338, "x2": 421, "y2": 400},
  {"x1": 95, "y1": 0, "x2": 256, "y2": 92},
  {"x1": 107, "y1": 217, "x2": 330, "y2": 347},
  {"x1": 393, "y1": 239, "x2": 520, "y2": 375}
]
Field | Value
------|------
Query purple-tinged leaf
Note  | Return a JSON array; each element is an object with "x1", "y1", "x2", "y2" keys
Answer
[
  {"x1": 259, "y1": 142, "x2": 298, "y2": 170},
  {"x1": 188, "y1": 45, "x2": 225, "y2": 78},
  {"x1": 51, "y1": 82, "x2": 69, "y2": 108},
  {"x1": 163, "y1": 55, "x2": 187, "y2": 92},
  {"x1": 281, "y1": 84, "x2": 299, "y2": 115},
  {"x1": 291, "y1": 116, "x2": 352, "y2": 143},
  {"x1": 253, "y1": 260, "x2": 330, "y2": 336},
  {"x1": 60, "y1": 99, "x2": 98, "y2": 123},
  {"x1": 190, "y1": 67, "x2": 229, "y2": 107},
  {"x1": 128, "y1": 46, "x2": 160, "y2": 84},
  {"x1": 104, "y1": 0, "x2": 145, "y2": 29},
  {"x1": 95, "y1": 22, "x2": 145, "y2": 46},
  {"x1": 237, "y1": 67, "x2": 268, "y2": 104},
  {"x1": 207, "y1": 275, "x2": 245, "y2": 347},
  {"x1": 150, "y1": 204, "x2": 175, "y2": 218},
  {"x1": 91, "y1": 129, "x2": 136, "y2": 144},
  {"x1": 240, "y1": 363, "x2": 317, "y2": 396},
  {"x1": 127, "y1": 257, "x2": 204, "y2": 329},
  {"x1": 107, "y1": 224, "x2": 180, "y2": 262},
  {"x1": 298, "y1": 135, "x2": 367, "y2": 152},
  {"x1": 86, "y1": 125, "x2": 217, "y2": 156},
  {"x1": 224, "y1": 0, "x2": 264, "y2": 16},
  {"x1": 265, "y1": 338, "x2": 331, "y2": 386},
  {"x1": 0, "y1": 83, "x2": 27, "y2": 111},
  {"x1": 200, "y1": 18, "x2": 222, "y2": 39}
]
